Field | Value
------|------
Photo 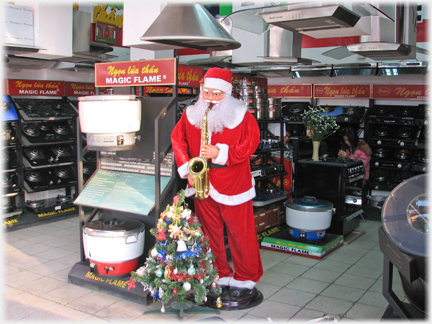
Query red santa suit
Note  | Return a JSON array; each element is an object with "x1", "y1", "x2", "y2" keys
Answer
[{"x1": 171, "y1": 70, "x2": 263, "y2": 290}]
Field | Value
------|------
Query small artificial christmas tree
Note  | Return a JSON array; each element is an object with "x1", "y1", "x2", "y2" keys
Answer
[{"x1": 130, "y1": 190, "x2": 222, "y2": 311}]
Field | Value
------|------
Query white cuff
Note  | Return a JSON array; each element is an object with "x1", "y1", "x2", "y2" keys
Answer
[
  {"x1": 178, "y1": 162, "x2": 189, "y2": 179},
  {"x1": 212, "y1": 143, "x2": 229, "y2": 165},
  {"x1": 229, "y1": 278, "x2": 256, "y2": 289},
  {"x1": 216, "y1": 277, "x2": 232, "y2": 286}
]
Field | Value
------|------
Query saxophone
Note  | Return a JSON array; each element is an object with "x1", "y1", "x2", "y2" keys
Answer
[{"x1": 187, "y1": 103, "x2": 213, "y2": 200}]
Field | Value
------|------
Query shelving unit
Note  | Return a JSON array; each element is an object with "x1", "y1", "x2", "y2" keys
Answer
[{"x1": 365, "y1": 103, "x2": 427, "y2": 192}]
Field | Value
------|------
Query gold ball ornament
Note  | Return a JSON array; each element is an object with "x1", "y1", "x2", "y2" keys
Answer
[
  {"x1": 216, "y1": 297, "x2": 223, "y2": 308},
  {"x1": 164, "y1": 266, "x2": 172, "y2": 279}
]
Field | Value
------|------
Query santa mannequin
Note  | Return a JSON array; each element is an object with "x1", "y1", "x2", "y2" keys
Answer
[{"x1": 171, "y1": 68, "x2": 263, "y2": 304}]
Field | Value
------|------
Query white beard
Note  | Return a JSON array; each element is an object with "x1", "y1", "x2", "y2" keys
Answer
[{"x1": 186, "y1": 94, "x2": 248, "y2": 134}]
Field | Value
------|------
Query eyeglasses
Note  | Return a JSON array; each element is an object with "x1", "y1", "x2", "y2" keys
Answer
[{"x1": 202, "y1": 89, "x2": 224, "y2": 99}]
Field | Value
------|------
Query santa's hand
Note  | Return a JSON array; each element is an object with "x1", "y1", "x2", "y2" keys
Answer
[{"x1": 201, "y1": 144, "x2": 220, "y2": 159}]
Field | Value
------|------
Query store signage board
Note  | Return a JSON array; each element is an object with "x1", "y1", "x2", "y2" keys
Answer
[
  {"x1": 372, "y1": 84, "x2": 428, "y2": 100},
  {"x1": 65, "y1": 82, "x2": 96, "y2": 96},
  {"x1": 268, "y1": 84, "x2": 312, "y2": 98},
  {"x1": 7, "y1": 79, "x2": 65, "y2": 96},
  {"x1": 94, "y1": 58, "x2": 177, "y2": 87},
  {"x1": 314, "y1": 84, "x2": 371, "y2": 98},
  {"x1": 144, "y1": 87, "x2": 192, "y2": 95},
  {"x1": 178, "y1": 65, "x2": 204, "y2": 87},
  {"x1": 74, "y1": 169, "x2": 170, "y2": 216},
  {"x1": 232, "y1": 74, "x2": 267, "y2": 88}
]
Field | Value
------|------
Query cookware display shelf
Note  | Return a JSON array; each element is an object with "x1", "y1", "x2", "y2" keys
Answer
[
  {"x1": 2, "y1": 95, "x2": 25, "y2": 227},
  {"x1": 365, "y1": 103, "x2": 427, "y2": 193},
  {"x1": 3, "y1": 95, "x2": 79, "y2": 231},
  {"x1": 252, "y1": 119, "x2": 289, "y2": 207},
  {"x1": 69, "y1": 95, "x2": 178, "y2": 306}
]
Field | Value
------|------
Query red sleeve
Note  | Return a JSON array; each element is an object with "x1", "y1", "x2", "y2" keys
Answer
[{"x1": 226, "y1": 112, "x2": 260, "y2": 166}]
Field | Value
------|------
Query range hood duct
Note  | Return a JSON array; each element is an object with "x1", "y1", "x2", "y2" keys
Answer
[
  {"x1": 260, "y1": 4, "x2": 361, "y2": 33},
  {"x1": 140, "y1": 3, "x2": 241, "y2": 52},
  {"x1": 323, "y1": 3, "x2": 429, "y2": 60},
  {"x1": 59, "y1": 10, "x2": 116, "y2": 63}
]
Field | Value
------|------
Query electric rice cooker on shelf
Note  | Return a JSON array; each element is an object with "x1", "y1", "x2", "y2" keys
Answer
[
  {"x1": 285, "y1": 196, "x2": 333, "y2": 241},
  {"x1": 82, "y1": 218, "x2": 145, "y2": 276}
]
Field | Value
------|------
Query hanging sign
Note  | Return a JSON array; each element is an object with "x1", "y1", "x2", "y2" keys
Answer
[
  {"x1": 7, "y1": 79, "x2": 65, "y2": 96},
  {"x1": 268, "y1": 84, "x2": 312, "y2": 98},
  {"x1": 314, "y1": 84, "x2": 371, "y2": 98},
  {"x1": 178, "y1": 65, "x2": 204, "y2": 87},
  {"x1": 94, "y1": 58, "x2": 177, "y2": 87},
  {"x1": 65, "y1": 82, "x2": 96, "y2": 96},
  {"x1": 372, "y1": 84, "x2": 428, "y2": 100}
]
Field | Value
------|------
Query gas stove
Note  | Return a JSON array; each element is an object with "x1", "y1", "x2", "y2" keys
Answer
[
  {"x1": 24, "y1": 166, "x2": 77, "y2": 192},
  {"x1": 13, "y1": 98, "x2": 77, "y2": 121},
  {"x1": 23, "y1": 145, "x2": 75, "y2": 168},
  {"x1": 2, "y1": 148, "x2": 19, "y2": 170},
  {"x1": 20, "y1": 122, "x2": 75, "y2": 146},
  {"x1": 299, "y1": 157, "x2": 365, "y2": 183},
  {"x1": 26, "y1": 195, "x2": 75, "y2": 214}
]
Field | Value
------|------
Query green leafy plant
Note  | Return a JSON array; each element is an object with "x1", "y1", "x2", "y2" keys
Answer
[{"x1": 301, "y1": 106, "x2": 340, "y2": 142}]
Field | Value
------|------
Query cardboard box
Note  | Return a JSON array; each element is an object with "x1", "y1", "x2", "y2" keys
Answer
[{"x1": 254, "y1": 206, "x2": 279, "y2": 233}]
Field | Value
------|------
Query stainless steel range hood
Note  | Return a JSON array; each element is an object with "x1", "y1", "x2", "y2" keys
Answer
[
  {"x1": 323, "y1": 3, "x2": 429, "y2": 60},
  {"x1": 140, "y1": 3, "x2": 241, "y2": 52},
  {"x1": 260, "y1": 4, "x2": 361, "y2": 33}
]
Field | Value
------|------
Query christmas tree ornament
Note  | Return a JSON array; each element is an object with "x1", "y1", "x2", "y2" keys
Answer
[
  {"x1": 173, "y1": 268, "x2": 178, "y2": 274},
  {"x1": 203, "y1": 296, "x2": 207, "y2": 302},
  {"x1": 187, "y1": 266, "x2": 196, "y2": 275},
  {"x1": 168, "y1": 223, "x2": 182, "y2": 239},
  {"x1": 155, "y1": 269, "x2": 163, "y2": 277},
  {"x1": 211, "y1": 282, "x2": 217, "y2": 289},
  {"x1": 151, "y1": 248, "x2": 158, "y2": 257},
  {"x1": 216, "y1": 297, "x2": 223, "y2": 308},
  {"x1": 176, "y1": 239, "x2": 187, "y2": 252},
  {"x1": 173, "y1": 288, "x2": 178, "y2": 294},
  {"x1": 183, "y1": 282, "x2": 191, "y2": 291},
  {"x1": 164, "y1": 266, "x2": 171, "y2": 279}
]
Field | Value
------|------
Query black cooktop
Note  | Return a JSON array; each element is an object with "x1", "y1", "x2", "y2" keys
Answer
[{"x1": 13, "y1": 98, "x2": 77, "y2": 121}]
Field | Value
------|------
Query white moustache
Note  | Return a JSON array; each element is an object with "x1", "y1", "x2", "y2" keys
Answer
[{"x1": 204, "y1": 99, "x2": 223, "y2": 104}]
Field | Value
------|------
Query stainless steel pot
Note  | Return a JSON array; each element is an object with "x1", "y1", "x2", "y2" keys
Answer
[{"x1": 367, "y1": 195, "x2": 388, "y2": 209}]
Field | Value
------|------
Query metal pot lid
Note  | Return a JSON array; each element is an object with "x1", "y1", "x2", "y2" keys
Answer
[
  {"x1": 286, "y1": 196, "x2": 333, "y2": 212},
  {"x1": 83, "y1": 218, "x2": 145, "y2": 237}
]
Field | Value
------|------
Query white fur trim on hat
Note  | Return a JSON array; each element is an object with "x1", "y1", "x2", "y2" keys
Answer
[{"x1": 203, "y1": 77, "x2": 233, "y2": 95}]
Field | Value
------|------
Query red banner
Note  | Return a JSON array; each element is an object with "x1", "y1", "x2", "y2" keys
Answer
[
  {"x1": 65, "y1": 82, "x2": 96, "y2": 96},
  {"x1": 94, "y1": 58, "x2": 177, "y2": 87},
  {"x1": 7, "y1": 79, "x2": 65, "y2": 96},
  {"x1": 144, "y1": 87, "x2": 192, "y2": 95},
  {"x1": 268, "y1": 84, "x2": 312, "y2": 98},
  {"x1": 178, "y1": 65, "x2": 204, "y2": 87},
  {"x1": 372, "y1": 84, "x2": 428, "y2": 100},
  {"x1": 314, "y1": 84, "x2": 371, "y2": 98}
]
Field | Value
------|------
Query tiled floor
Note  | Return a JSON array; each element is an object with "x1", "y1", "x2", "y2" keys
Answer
[{"x1": 3, "y1": 215, "x2": 408, "y2": 322}]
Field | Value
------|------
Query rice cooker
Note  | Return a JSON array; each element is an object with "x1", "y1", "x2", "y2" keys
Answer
[
  {"x1": 285, "y1": 196, "x2": 333, "y2": 241},
  {"x1": 83, "y1": 218, "x2": 145, "y2": 275}
]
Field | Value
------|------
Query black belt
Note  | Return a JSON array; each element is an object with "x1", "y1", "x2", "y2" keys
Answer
[{"x1": 209, "y1": 162, "x2": 227, "y2": 169}]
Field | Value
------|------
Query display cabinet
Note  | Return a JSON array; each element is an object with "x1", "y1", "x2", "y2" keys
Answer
[{"x1": 365, "y1": 103, "x2": 427, "y2": 192}]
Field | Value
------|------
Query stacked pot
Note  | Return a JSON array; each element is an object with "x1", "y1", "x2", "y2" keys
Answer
[{"x1": 236, "y1": 79, "x2": 282, "y2": 120}]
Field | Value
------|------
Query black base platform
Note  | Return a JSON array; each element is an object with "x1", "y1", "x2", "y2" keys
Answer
[
  {"x1": 68, "y1": 260, "x2": 153, "y2": 305},
  {"x1": 205, "y1": 288, "x2": 264, "y2": 311}
]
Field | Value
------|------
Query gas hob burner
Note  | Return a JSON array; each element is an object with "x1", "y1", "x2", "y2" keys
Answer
[
  {"x1": 56, "y1": 195, "x2": 72, "y2": 204},
  {"x1": 54, "y1": 168, "x2": 71, "y2": 178},
  {"x1": 51, "y1": 146, "x2": 70, "y2": 157},
  {"x1": 25, "y1": 171, "x2": 43, "y2": 183},
  {"x1": 52, "y1": 124, "x2": 70, "y2": 136},
  {"x1": 27, "y1": 148, "x2": 45, "y2": 160},
  {"x1": 26, "y1": 199, "x2": 45, "y2": 209},
  {"x1": 22, "y1": 125, "x2": 41, "y2": 137}
]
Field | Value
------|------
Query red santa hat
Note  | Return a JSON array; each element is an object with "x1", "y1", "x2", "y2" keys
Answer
[{"x1": 201, "y1": 67, "x2": 233, "y2": 94}]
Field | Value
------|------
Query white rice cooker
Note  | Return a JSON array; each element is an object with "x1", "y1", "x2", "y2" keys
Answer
[
  {"x1": 83, "y1": 218, "x2": 145, "y2": 275},
  {"x1": 285, "y1": 196, "x2": 333, "y2": 241}
]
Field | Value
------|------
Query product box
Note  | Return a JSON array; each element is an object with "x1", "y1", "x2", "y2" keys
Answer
[
  {"x1": 254, "y1": 205, "x2": 279, "y2": 233},
  {"x1": 261, "y1": 228, "x2": 344, "y2": 259}
]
